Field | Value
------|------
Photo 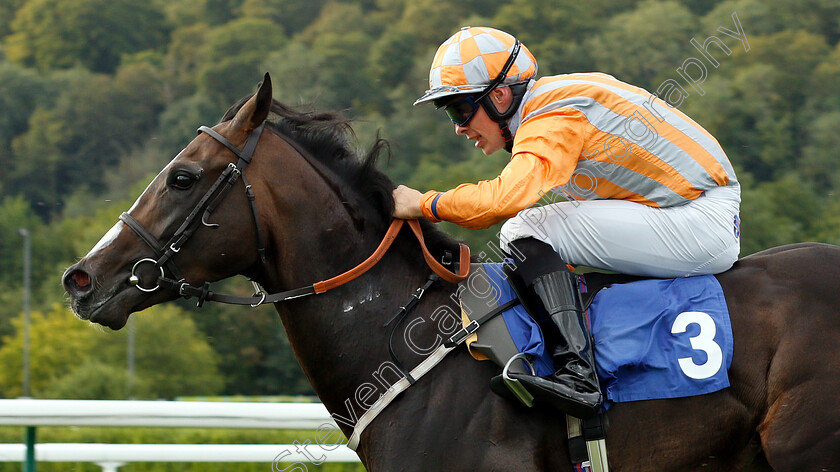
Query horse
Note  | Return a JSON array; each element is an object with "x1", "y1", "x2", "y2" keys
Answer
[{"x1": 63, "y1": 73, "x2": 840, "y2": 471}]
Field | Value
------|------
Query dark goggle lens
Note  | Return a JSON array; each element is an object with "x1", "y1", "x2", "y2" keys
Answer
[{"x1": 444, "y1": 96, "x2": 480, "y2": 126}]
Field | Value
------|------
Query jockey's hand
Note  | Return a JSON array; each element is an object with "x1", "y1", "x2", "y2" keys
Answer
[{"x1": 392, "y1": 185, "x2": 424, "y2": 219}]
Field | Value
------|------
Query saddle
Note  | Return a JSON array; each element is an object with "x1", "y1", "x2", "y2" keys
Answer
[{"x1": 455, "y1": 263, "x2": 734, "y2": 472}]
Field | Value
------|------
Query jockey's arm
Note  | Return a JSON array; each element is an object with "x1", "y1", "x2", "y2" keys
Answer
[
  {"x1": 418, "y1": 154, "x2": 551, "y2": 229},
  {"x1": 413, "y1": 111, "x2": 586, "y2": 229}
]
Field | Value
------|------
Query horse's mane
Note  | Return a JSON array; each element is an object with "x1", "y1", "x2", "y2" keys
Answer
[{"x1": 221, "y1": 96, "x2": 463, "y2": 259}]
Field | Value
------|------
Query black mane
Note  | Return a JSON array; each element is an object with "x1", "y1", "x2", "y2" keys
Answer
[{"x1": 221, "y1": 96, "x2": 464, "y2": 260}]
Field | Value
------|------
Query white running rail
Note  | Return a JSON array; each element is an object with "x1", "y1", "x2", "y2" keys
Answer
[{"x1": 0, "y1": 399, "x2": 360, "y2": 471}]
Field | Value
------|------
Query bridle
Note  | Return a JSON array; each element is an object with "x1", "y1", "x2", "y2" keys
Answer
[
  {"x1": 119, "y1": 122, "x2": 267, "y2": 294},
  {"x1": 119, "y1": 120, "x2": 470, "y2": 307}
]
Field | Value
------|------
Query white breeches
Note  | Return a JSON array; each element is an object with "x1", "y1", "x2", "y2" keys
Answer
[{"x1": 499, "y1": 185, "x2": 741, "y2": 278}]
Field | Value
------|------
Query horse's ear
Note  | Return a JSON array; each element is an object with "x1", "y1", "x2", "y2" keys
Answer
[{"x1": 233, "y1": 72, "x2": 273, "y2": 131}]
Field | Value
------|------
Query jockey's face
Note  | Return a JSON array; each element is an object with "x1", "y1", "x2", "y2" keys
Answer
[
  {"x1": 452, "y1": 87, "x2": 511, "y2": 155},
  {"x1": 454, "y1": 103, "x2": 506, "y2": 155}
]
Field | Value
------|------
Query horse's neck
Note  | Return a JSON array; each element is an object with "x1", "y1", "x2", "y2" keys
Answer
[{"x1": 266, "y1": 221, "x2": 447, "y2": 422}]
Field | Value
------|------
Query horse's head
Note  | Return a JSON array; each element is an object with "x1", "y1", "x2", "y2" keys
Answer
[{"x1": 63, "y1": 74, "x2": 276, "y2": 329}]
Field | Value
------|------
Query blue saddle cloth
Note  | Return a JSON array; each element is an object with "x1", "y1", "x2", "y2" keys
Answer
[{"x1": 481, "y1": 264, "x2": 733, "y2": 407}]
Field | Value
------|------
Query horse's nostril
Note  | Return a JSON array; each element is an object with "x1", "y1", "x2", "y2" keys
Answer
[
  {"x1": 63, "y1": 268, "x2": 94, "y2": 296},
  {"x1": 72, "y1": 270, "x2": 91, "y2": 289}
]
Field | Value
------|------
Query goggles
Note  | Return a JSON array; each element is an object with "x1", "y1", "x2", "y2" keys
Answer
[{"x1": 444, "y1": 95, "x2": 482, "y2": 126}]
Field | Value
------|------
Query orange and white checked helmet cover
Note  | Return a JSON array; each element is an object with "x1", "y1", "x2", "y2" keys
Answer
[{"x1": 414, "y1": 26, "x2": 538, "y2": 106}]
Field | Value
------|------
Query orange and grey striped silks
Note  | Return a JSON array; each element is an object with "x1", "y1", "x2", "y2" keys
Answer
[{"x1": 421, "y1": 73, "x2": 738, "y2": 229}]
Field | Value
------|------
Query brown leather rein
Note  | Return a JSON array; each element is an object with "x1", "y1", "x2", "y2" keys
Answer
[
  {"x1": 159, "y1": 218, "x2": 470, "y2": 307},
  {"x1": 314, "y1": 218, "x2": 470, "y2": 292}
]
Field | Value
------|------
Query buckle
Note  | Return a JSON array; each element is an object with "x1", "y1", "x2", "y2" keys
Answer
[{"x1": 446, "y1": 320, "x2": 479, "y2": 346}]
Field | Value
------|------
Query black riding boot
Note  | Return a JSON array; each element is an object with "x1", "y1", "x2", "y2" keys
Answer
[{"x1": 504, "y1": 238, "x2": 603, "y2": 418}]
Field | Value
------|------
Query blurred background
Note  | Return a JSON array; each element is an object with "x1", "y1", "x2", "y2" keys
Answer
[{"x1": 0, "y1": 0, "x2": 838, "y2": 468}]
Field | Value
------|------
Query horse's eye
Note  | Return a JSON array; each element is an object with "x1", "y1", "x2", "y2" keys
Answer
[{"x1": 169, "y1": 171, "x2": 197, "y2": 190}]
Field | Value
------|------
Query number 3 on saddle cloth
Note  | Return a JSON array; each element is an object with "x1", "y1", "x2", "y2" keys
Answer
[{"x1": 457, "y1": 263, "x2": 734, "y2": 409}]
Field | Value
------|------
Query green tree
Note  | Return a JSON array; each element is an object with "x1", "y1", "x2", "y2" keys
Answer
[
  {"x1": 187, "y1": 297, "x2": 312, "y2": 395},
  {"x1": 0, "y1": 303, "x2": 224, "y2": 399},
  {"x1": 94, "y1": 304, "x2": 225, "y2": 399},
  {"x1": 298, "y1": 2, "x2": 377, "y2": 112},
  {"x1": 803, "y1": 43, "x2": 840, "y2": 118},
  {"x1": 44, "y1": 359, "x2": 155, "y2": 399},
  {"x1": 164, "y1": 0, "x2": 245, "y2": 26},
  {"x1": 739, "y1": 175, "x2": 822, "y2": 255},
  {"x1": 702, "y1": 0, "x2": 840, "y2": 45},
  {"x1": 197, "y1": 17, "x2": 287, "y2": 105},
  {"x1": 0, "y1": 197, "x2": 53, "y2": 287},
  {"x1": 0, "y1": 61, "x2": 47, "y2": 173},
  {"x1": 0, "y1": 196, "x2": 80, "y2": 341},
  {"x1": 154, "y1": 94, "x2": 222, "y2": 156},
  {"x1": 263, "y1": 42, "x2": 338, "y2": 107},
  {"x1": 239, "y1": 0, "x2": 327, "y2": 36},
  {"x1": 0, "y1": 0, "x2": 25, "y2": 37},
  {"x1": 586, "y1": 0, "x2": 697, "y2": 89},
  {"x1": 8, "y1": 66, "x2": 165, "y2": 217},
  {"x1": 162, "y1": 24, "x2": 213, "y2": 98},
  {"x1": 493, "y1": 0, "x2": 597, "y2": 74},
  {"x1": 679, "y1": 64, "x2": 794, "y2": 182},
  {"x1": 4, "y1": 0, "x2": 168, "y2": 73},
  {"x1": 0, "y1": 304, "x2": 97, "y2": 397},
  {"x1": 801, "y1": 112, "x2": 840, "y2": 192},
  {"x1": 736, "y1": 30, "x2": 830, "y2": 111}
]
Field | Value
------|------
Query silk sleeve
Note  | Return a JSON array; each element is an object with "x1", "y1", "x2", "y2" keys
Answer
[{"x1": 420, "y1": 109, "x2": 588, "y2": 229}]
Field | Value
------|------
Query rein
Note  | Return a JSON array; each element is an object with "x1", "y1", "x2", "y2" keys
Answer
[
  {"x1": 120, "y1": 121, "x2": 470, "y2": 307},
  {"x1": 159, "y1": 218, "x2": 470, "y2": 307}
]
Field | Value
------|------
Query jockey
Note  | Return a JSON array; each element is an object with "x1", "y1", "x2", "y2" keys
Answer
[{"x1": 392, "y1": 26, "x2": 741, "y2": 417}]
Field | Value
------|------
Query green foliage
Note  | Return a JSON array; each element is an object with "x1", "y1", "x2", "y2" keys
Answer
[
  {"x1": 44, "y1": 359, "x2": 155, "y2": 399},
  {"x1": 0, "y1": 302, "x2": 223, "y2": 399},
  {"x1": 263, "y1": 42, "x2": 338, "y2": 108},
  {"x1": 739, "y1": 175, "x2": 823, "y2": 255},
  {"x1": 186, "y1": 297, "x2": 313, "y2": 395},
  {"x1": 96, "y1": 305, "x2": 225, "y2": 399},
  {"x1": 296, "y1": 2, "x2": 378, "y2": 112},
  {"x1": 0, "y1": 304, "x2": 97, "y2": 397},
  {"x1": 0, "y1": 60, "x2": 44, "y2": 158},
  {"x1": 156, "y1": 93, "x2": 224, "y2": 154},
  {"x1": 6, "y1": 65, "x2": 165, "y2": 217},
  {"x1": 801, "y1": 111, "x2": 840, "y2": 192},
  {"x1": 4, "y1": 0, "x2": 168, "y2": 73},
  {"x1": 0, "y1": 196, "x2": 40, "y2": 287},
  {"x1": 239, "y1": 0, "x2": 328, "y2": 36},
  {"x1": 586, "y1": 0, "x2": 698, "y2": 89},
  {"x1": 738, "y1": 30, "x2": 830, "y2": 107},
  {"x1": 0, "y1": 0, "x2": 25, "y2": 37},
  {"x1": 197, "y1": 17, "x2": 288, "y2": 105}
]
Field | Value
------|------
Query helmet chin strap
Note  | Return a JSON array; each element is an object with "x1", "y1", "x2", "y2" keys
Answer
[
  {"x1": 480, "y1": 81, "x2": 529, "y2": 153},
  {"x1": 500, "y1": 122, "x2": 515, "y2": 153}
]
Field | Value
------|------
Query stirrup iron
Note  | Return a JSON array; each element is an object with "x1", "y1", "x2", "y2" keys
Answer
[{"x1": 502, "y1": 353, "x2": 536, "y2": 407}]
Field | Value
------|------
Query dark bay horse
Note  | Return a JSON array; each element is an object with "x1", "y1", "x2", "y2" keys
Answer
[{"x1": 63, "y1": 74, "x2": 840, "y2": 471}]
